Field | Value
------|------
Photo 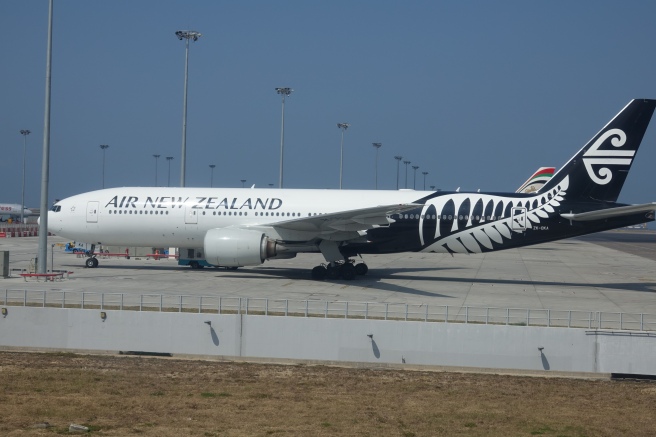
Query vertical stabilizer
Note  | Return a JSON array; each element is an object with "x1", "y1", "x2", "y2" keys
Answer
[
  {"x1": 516, "y1": 167, "x2": 556, "y2": 193},
  {"x1": 542, "y1": 99, "x2": 656, "y2": 203}
]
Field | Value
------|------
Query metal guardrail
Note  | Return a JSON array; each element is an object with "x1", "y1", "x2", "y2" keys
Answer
[{"x1": 2, "y1": 289, "x2": 655, "y2": 332}]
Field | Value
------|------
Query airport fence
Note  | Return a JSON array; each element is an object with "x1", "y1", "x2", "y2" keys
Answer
[{"x1": 2, "y1": 289, "x2": 655, "y2": 332}]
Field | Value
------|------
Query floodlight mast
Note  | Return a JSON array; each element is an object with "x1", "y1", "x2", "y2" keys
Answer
[
  {"x1": 166, "y1": 156, "x2": 174, "y2": 187},
  {"x1": 394, "y1": 156, "x2": 402, "y2": 190},
  {"x1": 100, "y1": 145, "x2": 109, "y2": 188},
  {"x1": 422, "y1": 171, "x2": 428, "y2": 190},
  {"x1": 372, "y1": 143, "x2": 382, "y2": 189},
  {"x1": 153, "y1": 154, "x2": 161, "y2": 186},
  {"x1": 412, "y1": 165, "x2": 419, "y2": 189},
  {"x1": 403, "y1": 160, "x2": 411, "y2": 188},
  {"x1": 209, "y1": 164, "x2": 216, "y2": 187},
  {"x1": 276, "y1": 87, "x2": 293, "y2": 188},
  {"x1": 175, "y1": 30, "x2": 202, "y2": 188},
  {"x1": 337, "y1": 123, "x2": 350, "y2": 189},
  {"x1": 20, "y1": 130, "x2": 31, "y2": 223}
]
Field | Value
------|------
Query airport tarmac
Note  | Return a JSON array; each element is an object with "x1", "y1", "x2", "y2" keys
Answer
[{"x1": 1, "y1": 230, "x2": 655, "y2": 315}]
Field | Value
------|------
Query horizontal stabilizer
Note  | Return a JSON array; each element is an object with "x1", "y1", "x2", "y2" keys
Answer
[{"x1": 560, "y1": 202, "x2": 656, "y2": 222}]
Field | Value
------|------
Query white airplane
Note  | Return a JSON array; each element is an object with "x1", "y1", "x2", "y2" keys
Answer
[
  {"x1": 48, "y1": 99, "x2": 656, "y2": 280},
  {"x1": 0, "y1": 203, "x2": 33, "y2": 222}
]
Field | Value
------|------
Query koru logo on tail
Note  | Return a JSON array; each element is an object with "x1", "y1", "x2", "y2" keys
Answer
[{"x1": 582, "y1": 128, "x2": 633, "y2": 185}]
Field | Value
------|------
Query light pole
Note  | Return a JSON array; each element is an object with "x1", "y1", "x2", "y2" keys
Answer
[
  {"x1": 394, "y1": 156, "x2": 402, "y2": 190},
  {"x1": 99, "y1": 144, "x2": 109, "y2": 189},
  {"x1": 20, "y1": 130, "x2": 30, "y2": 223},
  {"x1": 275, "y1": 87, "x2": 293, "y2": 188},
  {"x1": 209, "y1": 164, "x2": 216, "y2": 187},
  {"x1": 153, "y1": 154, "x2": 160, "y2": 186},
  {"x1": 403, "y1": 160, "x2": 410, "y2": 188},
  {"x1": 175, "y1": 30, "x2": 202, "y2": 188},
  {"x1": 241, "y1": 179, "x2": 246, "y2": 188},
  {"x1": 337, "y1": 123, "x2": 350, "y2": 189},
  {"x1": 412, "y1": 165, "x2": 419, "y2": 189},
  {"x1": 37, "y1": 0, "x2": 53, "y2": 274},
  {"x1": 422, "y1": 171, "x2": 428, "y2": 190},
  {"x1": 166, "y1": 156, "x2": 174, "y2": 187},
  {"x1": 372, "y1": 143, "x2": 382, "y2": 189},
  {"x1": 430, "y1": 185, "x2": 436, "y2": 191}
]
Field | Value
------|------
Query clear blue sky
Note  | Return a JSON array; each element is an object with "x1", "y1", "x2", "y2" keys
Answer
[{"x1": 2, "y1": 1, "x2": 656, "y2": 208}]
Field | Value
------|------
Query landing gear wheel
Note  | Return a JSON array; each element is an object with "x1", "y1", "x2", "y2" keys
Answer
[
  {"x1": 85, "y1": 257, "x2": 98, "y2": 268},
  {"x1": 340, "y1": 262, "x2": 356, "y2": 280},
  {"x1": 354, "y1": 263, "x2": 368, "y2": 276},
  {"x1": 311, "y1": 265, "x2": 327, "y2": 280},
  {"x1": 326, "y1": 264, "x2": 340, "y2": 279}
]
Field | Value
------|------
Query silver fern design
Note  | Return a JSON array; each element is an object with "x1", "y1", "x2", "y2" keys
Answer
[{"x1": 419, "y1": 176, "x2": 569, "y2": 254}]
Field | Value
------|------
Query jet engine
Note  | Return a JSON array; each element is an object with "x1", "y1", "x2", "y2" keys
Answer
[{"x1": 203, "y1": 228, "x2": 278, "y2": 267}]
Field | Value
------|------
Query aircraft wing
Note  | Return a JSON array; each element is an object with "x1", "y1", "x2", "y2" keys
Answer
[
  {"x1": 244, "y1": 203, "x2": 421, "y2": 242},
  {"x1": 560, "y1": 202, "x2": 656, "y2": 221},
  {"x1": 273, "y1": 203, "x2": 421, "y2": 232}
]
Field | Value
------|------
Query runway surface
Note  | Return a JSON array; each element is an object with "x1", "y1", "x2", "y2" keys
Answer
[
  {"x1": 576, "y1": 229, "x2": 656, "y2": 261},
  {"x1": 1, "y1": 230, "x2": 655, "y2": 315}
]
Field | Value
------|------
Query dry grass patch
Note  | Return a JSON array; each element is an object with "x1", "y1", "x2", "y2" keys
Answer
[{"x1": 0, "y1": 351, "x2": 655, "y2": 436}]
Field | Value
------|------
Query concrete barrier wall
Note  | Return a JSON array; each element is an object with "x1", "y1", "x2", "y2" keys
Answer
[{"x1": 1, "y1": 306, "x2": 654, "y2": 374}]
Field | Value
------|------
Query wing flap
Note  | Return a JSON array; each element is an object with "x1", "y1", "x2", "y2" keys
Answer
[{"x1": 560, "y1": 202, "x2": 656, "y2": 222}]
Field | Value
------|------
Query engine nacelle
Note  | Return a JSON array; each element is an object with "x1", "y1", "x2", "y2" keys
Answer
[{"x1": 203, "y1": 228, "x2": 277, "y2": 267}]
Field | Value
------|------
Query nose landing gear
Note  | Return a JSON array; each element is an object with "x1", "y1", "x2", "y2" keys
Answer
[{"x1": 84, "y1": 243, "x2": 99, "y2": 268}]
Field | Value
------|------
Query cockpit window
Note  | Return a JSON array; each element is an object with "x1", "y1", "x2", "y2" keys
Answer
[{"x1": 51, "y1": 205, "x2": 61, "y2": 212}]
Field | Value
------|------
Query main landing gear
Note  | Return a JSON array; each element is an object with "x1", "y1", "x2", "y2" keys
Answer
[{"x1": 311, "y1": 259, "x2": 368, "y2": 281}]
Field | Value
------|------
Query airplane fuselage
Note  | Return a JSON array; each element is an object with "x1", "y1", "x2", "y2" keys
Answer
[
  {"x1": 49, "y1": 188, "x2": 427, "y2": 249},
  {"x1": 0, "y1": 203, "x2": 32, "y2": 220},
  {"x1": 48, "y1": 182, "x2": 651, "y2": 258}
]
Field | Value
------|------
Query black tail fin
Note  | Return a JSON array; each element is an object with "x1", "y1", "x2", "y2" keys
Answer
[{"x1": 543, "y1": 99, "x2": 656, "y2": 203}]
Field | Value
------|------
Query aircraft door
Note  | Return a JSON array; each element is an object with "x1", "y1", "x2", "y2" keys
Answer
[
  {"x1": 511, "y1": 207, "x2": 527, "y2": 232},
  {"x1": 86, "y1": 201, "x2": 99, "y2": 223},
  {"x1": 185, "y1": 206, "x2": 198, "y2": 224}
]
